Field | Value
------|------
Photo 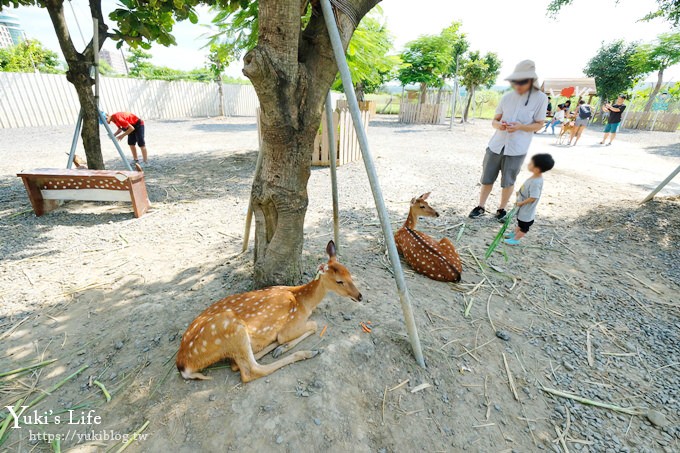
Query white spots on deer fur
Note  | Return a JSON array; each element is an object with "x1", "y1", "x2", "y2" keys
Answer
[
  {"x1": 202, "y1": 340, "x2": 207, "y2": 347},
  {"x1": 199, "y1": 327, "x2": 204, "y2": 333},
  {"x1": 193, "y1": 347, "x2": 198, "y2": 354},
  {"x1": 189, "y1": 341, "x2": 194, "y2": 347},
  {"x1": 223, "y1": 320, "x2": 229, "y2": 329},
  {"x1": 214, "y1": 338, "x2": 222, "y2": 345},
  {"x1": 211, "y1": 324, "x2": 216, "y2": 330}
]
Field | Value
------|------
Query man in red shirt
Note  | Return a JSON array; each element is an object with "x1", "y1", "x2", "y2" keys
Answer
[{"x1": 106, "y1": 112, "x2": 148, "y2": 164}]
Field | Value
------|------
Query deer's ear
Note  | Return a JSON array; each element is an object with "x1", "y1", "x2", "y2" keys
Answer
[
  {"x1": 326, "y1": 240, "x2": 337, "y2": 259},
  {"x1": 419, "y1": 192, "x2": 431, "y2": 200},
  {"x1": 410, "y1": 197, "x2": 417, "y2": 205}
]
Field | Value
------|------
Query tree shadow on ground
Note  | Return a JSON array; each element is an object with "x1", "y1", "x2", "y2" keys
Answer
[
  {"x1": 643, "y1": 142, "x2": 680, "y2": 159},
  {"x1": 190, "y1": 122, "x2": 257, "y2": 133}
]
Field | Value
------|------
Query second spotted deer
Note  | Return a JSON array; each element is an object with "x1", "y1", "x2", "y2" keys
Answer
[{"x1": 395, "y1": 193, "x2": 463, "y2": 282}]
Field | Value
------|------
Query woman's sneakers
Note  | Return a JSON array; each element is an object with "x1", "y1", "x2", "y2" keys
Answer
[
  {"x1": 504, "y1": 237, "x2": 521, "y2": 246},
  {"x1": 468, "y1": 206, "x2": 486, "y2": 218},
  {"x1": 504, "y1": 231, "x2": 515, "y2": 239}
]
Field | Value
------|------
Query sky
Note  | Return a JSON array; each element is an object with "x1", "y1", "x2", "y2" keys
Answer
[{"x1": 8, "y1": 0, "x2": 680, "y2": 85}]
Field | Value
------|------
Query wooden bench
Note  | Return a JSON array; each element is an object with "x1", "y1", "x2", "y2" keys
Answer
[{"x1": 17, "y1": 169, "x2": 150, "y2": 218}]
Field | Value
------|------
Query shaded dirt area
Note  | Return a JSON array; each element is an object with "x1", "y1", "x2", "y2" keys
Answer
[{"x1": 0, "y1": 116, "x2": 678, "y2": 452}]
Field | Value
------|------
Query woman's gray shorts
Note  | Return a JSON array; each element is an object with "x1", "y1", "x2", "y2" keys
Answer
[
  {"x1": 574, "y1": 118, "x2": 589, "y2": 127},
  {"x1": 481, "y1": 147, "x2": 526, "y2": 188}
]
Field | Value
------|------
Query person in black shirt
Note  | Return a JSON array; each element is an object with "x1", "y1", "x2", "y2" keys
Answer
[
  {"x1": 601, "y1": 95, "x2": 627, "y2": 146},
  {"x1": 546, "y1": 96, "x2": 553, "y2": 116}
]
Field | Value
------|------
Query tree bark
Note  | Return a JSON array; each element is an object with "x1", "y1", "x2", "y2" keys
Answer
[
  {"x1": 462, "y1": 85, "x2": 475, "y2": 122},
  {"x1": 419, "y1": 82, "x2": 428, "y2": 104},
  {"x1": 244, "y1": 0, "x2": 379, "y2": 286},
  {"x1": 45, "y1": 0, "x2": 107, "y2": 169},
  {"x1": 643, "y1": 68, "x2": 664, "y2": 113}
]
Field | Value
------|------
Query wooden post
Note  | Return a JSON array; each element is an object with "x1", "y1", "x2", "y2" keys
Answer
[
  {"x1": 641, "y1": 164, "x2": 680, "y2": 203},
  {"x1": 325, "y1": 93, "x2": 340, "y2": 252}
]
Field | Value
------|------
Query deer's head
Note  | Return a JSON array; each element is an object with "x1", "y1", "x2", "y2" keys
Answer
[
  {"x1": 410, "y1": 192, "x2": 439, "y2": 218},
  {"x1": 318, "y1": 241, "x2": 362, "y2": 302}
]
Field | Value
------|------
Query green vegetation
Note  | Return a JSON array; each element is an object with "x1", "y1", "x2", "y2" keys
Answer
[
  {"x1": 209, "y1": 5, "x2": 397, "y2": 96},
  {"x1": 397, "y1": 22, "x2": 468, "y2": 102},
  {"x1": 632, "y1": 33, "x2": 680, "y2": 112},
  {"x1": 584, "y1": 40, "x2": 640, "y2": 102},
  {"x1": 0, "y1": 39, "x2": 62, "y2": 73},
  {"x1": 548, "y1": 0, "x2": 680, "y2": 27},
  {"x1": 459, "y1": 51, "x2": 501, "y2": 121}
]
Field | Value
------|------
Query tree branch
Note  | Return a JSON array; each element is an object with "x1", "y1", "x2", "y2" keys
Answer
[{"x1": 44, "y1": 0, "x2": 79, "y2": 62}]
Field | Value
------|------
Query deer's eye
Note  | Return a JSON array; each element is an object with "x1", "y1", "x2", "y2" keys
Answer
[
  {"x1": 336, "y1": 281, "x2": 344, "y2": 285},
  {"x1": 420, "y1": 205, "x2": 425, "y2": 208}
]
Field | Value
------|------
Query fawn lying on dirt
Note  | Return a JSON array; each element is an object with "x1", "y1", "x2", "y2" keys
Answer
[
  {"x1": 176, "y1": 241, "x2": 361, "y2": 383},
  {"x1": 395, "y1": 192, "x2": 462, "y2": 282}
]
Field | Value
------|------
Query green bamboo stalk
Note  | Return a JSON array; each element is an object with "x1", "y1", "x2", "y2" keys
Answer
[
  {"x1": 93, "y1": 380, "x2": 111, "y2": 402},
  {"x1": 0, "y1": 398, "x2": 25, "y2": 446},
  {"x1": 0, "y1": 359, "x2": 57, "y2": 378},
  {"x1": 485, "y1": 207, "x2": 517, "y2": 260},
  {"x1": 542, "y1": 387, "x2": 645, "y2": 415},
  {"x1": 27, "y1": 365, "x2": 89, "y2": 409},
  {"x1": 115, "y1": 420, "x2": 149, "y2": 452}
]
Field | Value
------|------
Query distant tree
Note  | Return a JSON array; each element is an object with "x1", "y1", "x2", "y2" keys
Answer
[
  {"x1": 584, "y1": 40, "x2": 641, "y2": 103},
  {"x1": 439, "y1": 21, "x2": 469, "y2": 82},
  {"x1": 398, "y1": 34, "x2": 452, "y2": 102},
  {"x1": 459, "y1": 51, "x2": 501, "y2": 122},
  {"x1": 0, "y1": 39, "x2": 62, "y2": 73},
  {"x1": 331, "y1": 12, "x2": 398, "y2": 96},
  {"x1": 632, "y1": 32, "x2": 680, "y2": 112},
  {"x1": 207, "y1": 42, "x2": 238, "y2": 116},
  {"x1": 126, "y1": 48, "x2": 153, "y2": 77},
  {"x1": 547, "y1": 0, "x2": 680, "y2": 27}
]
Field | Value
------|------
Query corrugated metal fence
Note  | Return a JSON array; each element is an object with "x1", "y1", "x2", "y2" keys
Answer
[{"x1": 0, "y1": 72, "x2": 259, "y2": 128}]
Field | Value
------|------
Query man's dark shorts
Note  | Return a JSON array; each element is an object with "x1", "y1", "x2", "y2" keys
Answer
[
  {"x1": 518, "y1": 219, "x2": 534, "y2": 233},
  {"x1": 127, "y1": 122, "x2": 145, "y2": 147},
  {"x1": 481, "y1": 147, "x2": 526, "y2": 188}
]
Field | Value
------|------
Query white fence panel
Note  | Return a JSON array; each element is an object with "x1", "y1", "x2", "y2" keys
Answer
[
  {"x1": 0, "y1": 73, "x2": 258, "y2": 129},
  {"x1": 222, "y1": 84, "x2": 259, "y2": 116}
]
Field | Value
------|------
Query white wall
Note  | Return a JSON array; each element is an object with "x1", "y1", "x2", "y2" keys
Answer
[{"x1": 0, "y1": 73, "x2": 259, "y2": 128}]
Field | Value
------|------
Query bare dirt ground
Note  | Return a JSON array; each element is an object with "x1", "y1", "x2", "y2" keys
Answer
[{"x1": 0, "y1": 116, "x2": 678, "y2": 453}]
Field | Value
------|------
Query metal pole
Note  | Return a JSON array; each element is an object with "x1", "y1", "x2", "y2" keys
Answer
[
  {"x1": 641, "y1": 164, "x2": 680, "y2": 203},
  {"x1": 242, "y1": 145, "x2": 265, "y2": 252},
  {"x1": 320, "y1": 0, "x2": 425, "y2": 368},
  {"x1": 93, "y1": 18, "x2": 99, "y2": 108},
  {"x1": 325, "y1": 92, "x2": 340, "y2": 252},
  {"x1": 67, "y1": 110, "x2": 84, "y2": 168},
  {"x1": 449, "y1": 77, "x2": 459, "y2": 131},
  {"x1": 100, "y1": 110, "x2": 133, "y2": 171}
]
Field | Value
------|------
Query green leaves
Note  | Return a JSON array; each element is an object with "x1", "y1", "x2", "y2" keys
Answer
[
  {"x1": 0, "y1": 39, "x2": 63, "y2": 73},
  {"x1": 584, "y1": 40, "x2": 641, "y2": 101}
]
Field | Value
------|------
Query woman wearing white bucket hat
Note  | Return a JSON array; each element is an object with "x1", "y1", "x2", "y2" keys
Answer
[{"x1": 469, "y1": 60, "x2": 548, "y2": 221}]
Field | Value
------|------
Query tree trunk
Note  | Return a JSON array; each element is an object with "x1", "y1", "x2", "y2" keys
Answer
[
  {"x1": 419, "y1": 82, "x2": 428, "y2": 104},
  {"x1": 643, "y1": 68, "x2": 664, "y2": 113},
  {"x1": 462, "y1": 85, "x2": 475, "y2": 122},
  {"x1": 46, "y1": 0, "x2": 107, "y2": 170},
  {"x1": 218, "y1": 75, "x2": 225, "y2": 117},
  {"x1": 243, "y1": 0, "x2": 379, "y2": 286}
]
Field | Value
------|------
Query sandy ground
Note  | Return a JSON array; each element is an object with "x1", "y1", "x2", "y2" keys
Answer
[{"x1": 0, "y1": 116, "x2": 679, "y2": 453}]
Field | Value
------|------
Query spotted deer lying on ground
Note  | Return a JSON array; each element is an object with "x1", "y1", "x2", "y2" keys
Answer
[
  {"x1": 395, "y1": 193, "x2": 462, "y2": 282},
  {"x1": 176, "y1": 241, "x2": 362, "y2": 383}
]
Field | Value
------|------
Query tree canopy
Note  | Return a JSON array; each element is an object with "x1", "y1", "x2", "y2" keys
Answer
[
  {"x1": 0, "y1": 39, "x2": 62, "y2": 73},
  {"x1": 633, "y1": 32, "x2": 680, "y2": 75},
  {"x1": 547, "y1": 0, "x2": 680, "y2": 27},
  {"x1": 584, "y1": 40, "x2": 641, "y2": 102},
  {"x1": 459, "y1": 50, "x2": 501, "y2": 121},
  {"x1": 397, "y1": 34, "x2": 453, "y2": 88}
]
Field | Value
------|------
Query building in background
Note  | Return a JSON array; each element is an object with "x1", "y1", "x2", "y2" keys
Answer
[
  {"x1": 0, "y1": 12, "x2": 26, "y2": 48},
  {"x1": 99, "y1": 48, "x2": 128, "y2": 75}
]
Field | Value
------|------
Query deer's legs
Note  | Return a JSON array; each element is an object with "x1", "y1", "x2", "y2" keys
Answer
[
  {"x1": 272, "y1": 321, "x2": 318, "y2": 358},
  {"x1": 231, "y1": 341, "x2": 280, "y2": 371},
  {"x1": 230, "y1": 325, "x2": 319, "y2": 383}
]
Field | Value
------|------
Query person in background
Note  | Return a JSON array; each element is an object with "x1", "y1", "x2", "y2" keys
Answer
[
  {"x1": 542, "y1": 104, "x2": 565, "y2": 134},
  {"x1": 600, "y1": 95, "x2": 627, "y2": 145},
  {"x1": 546, "y1": 96, "x2": 553, "y2": 117},
  {"x1": 569, "y1": 100, "x2": 592, "y2": 146},
  {"x1": 468, "y1": 59, "x2": 548, "y2": 222},
  {"x1": 106, "y1": 112, "x2": 148, "y2": 165}
]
